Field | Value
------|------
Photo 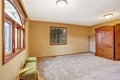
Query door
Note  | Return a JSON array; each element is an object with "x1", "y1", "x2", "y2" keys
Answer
[
  {"x1": 115, "y1": 24, "x2": 120, "y2": 60},
  {"x1": 95, "y1": 26, "x2": 114, "y2": 60}
]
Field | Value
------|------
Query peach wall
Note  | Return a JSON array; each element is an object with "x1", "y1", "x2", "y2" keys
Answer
[
  {"x1": 0, "y1": 0, "x2": 29, "y2": 79},
  {"x1": 89, "y1": 19, "x2": 120, "y2": 52},
  {"x1": 29, "y1": 20, "x2": 90, "y2": 57}
]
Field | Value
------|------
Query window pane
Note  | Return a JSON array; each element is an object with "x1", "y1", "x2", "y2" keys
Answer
[
  {"x1": 4, "y1": 21, "x2": 12, "y2": 55},
  {"x1": 15, "y1": 27, "x2": 18, "y2": 49},
  {"x1": 21, "y1": 30, "x2": 24, "y2": 48},
  {"x1": 59, "y1": 28, "x2": 66, "y2": 44},
  {"x1": 50, "y1": 28, "x2": 59, "y2": 44},
  {"x1": 5, "y1": 0, "x2": 22, "y2": 25},
  {"x1": 50, "y1": 27, "x2": 67, "y2": 45}
]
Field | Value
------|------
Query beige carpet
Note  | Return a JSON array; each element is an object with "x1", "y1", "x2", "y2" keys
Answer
[{"x1": 37, "y1": 53, "x2": 120, "y2": 80}]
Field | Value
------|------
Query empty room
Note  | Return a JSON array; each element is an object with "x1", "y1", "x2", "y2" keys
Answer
[{"x1": 0, "y1": 0, "x2": 120, "y2": 80}]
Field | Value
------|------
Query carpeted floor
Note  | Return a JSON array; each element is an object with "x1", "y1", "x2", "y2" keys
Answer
[{"x1": 37, "y1": 53, "x2": 120, "y2": 80}]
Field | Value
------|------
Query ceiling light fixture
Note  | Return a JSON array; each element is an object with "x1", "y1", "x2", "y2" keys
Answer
[
  {"x1": 56, "y1": 0, "x2": 68, "y2": 8},
  {"x1": 103, "y1": 13, "x2": 113, "y2": 19}
]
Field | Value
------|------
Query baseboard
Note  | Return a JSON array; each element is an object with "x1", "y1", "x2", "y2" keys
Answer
[
  {"x1": 37, "y1": 51, "x2": 89, "y2": 58},
  {"x1": 88, "y1": 51, "x2": 96, "y2": 54}
]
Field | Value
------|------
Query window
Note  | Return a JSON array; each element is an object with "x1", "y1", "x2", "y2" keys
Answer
[
  {"x1": 21, "y1": 29, "x2": 24, "y2": 48},
  {"x1": 4, "y1": 21, "x2": 12, "y2": 54},
  {"x1": 15, "y1": 27, "x2": 18, "y2": 49},
  {"x1": 5, "y1": 0, "x2": 22, "y2": 25},
  {"x1": 50, "y1": 27, "x2": 67, "y2": 45},
  {"x1": 3, "y1": 0, "x2": 26, "y2": 64}
]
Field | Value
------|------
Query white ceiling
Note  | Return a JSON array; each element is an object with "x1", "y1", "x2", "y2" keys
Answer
[{"x1": 22, "y1": 0, "x2": 120, "y2": 26}]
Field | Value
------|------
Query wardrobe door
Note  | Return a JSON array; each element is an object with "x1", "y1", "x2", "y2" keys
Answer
[
  {"x1": 96, "y1": 29, "x2": 102, "y2": 56},
  {"x1": 103, "y1": 27, "x2": 114, "y2": 60},
  {"x1": 115, "y1": 24, "x2": 120, "y2": 60},
  {"x1": 95, "y1": 26, "x2": 114, "y2": 60}
]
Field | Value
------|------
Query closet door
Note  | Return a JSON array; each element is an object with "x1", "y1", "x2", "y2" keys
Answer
[
  {"x1": 96, "y1": 29, "x2": 104, "y2": 56},
  {"x1": 95, "y1": 26, "x2": 114, "y2": 60},
  {"x1": 115, "y1": 24, "x2": 120, "y2": 60}
]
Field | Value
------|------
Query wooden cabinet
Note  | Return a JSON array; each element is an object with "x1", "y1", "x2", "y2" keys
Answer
[{"x1": 95, "y1": 24, "x2": 120, "y2": 60}]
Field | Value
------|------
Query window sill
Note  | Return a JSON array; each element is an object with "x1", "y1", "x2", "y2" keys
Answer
[
  {"x1": 50, "y1": 43, "x2": 67, "y2": 45},
  {"x1": 4, "y1": 48, "x2": 25, "y2": 65}
]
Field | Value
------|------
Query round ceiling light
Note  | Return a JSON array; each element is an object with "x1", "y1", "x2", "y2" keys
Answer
[
  {"x1": 56, "y1": 0, "x2": 68, "y2": 8},
  {"x1": 103, "y1": 13, "x2": 113, "y2": 19}
]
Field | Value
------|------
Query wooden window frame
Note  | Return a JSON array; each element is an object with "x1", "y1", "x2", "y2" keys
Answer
[
  {"x1": 2, "y1": 0, "x2": 27, "y2": 64},
  {"x1": 50, "y1": 27, "x2": 67, "y2": 45}
]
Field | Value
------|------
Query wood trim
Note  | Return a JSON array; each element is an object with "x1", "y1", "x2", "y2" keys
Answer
[
  {"x1": 12, "y1": 0, "x2": 27, "y2": 18},
  {"x1": 50, "y1": 26, "x2": 67, "y2": 45},
  {"x1": 5, "y1": 13, "x2": 21, "y2": 27},
  {"x1": 17, "y1": 0, "x2": 28, "y2": 18},
  {"x1": 12, "y1": 20, "x2": 15, "y2": 53},
  {"x1": 2, "y1": 0, "x2": 5, "y2": 65},
  {"x1": 23, "y1": 29, "x2": 25, "y2": 48},
  {"x1": 18, "y1": 27, "x2": 21, "y2": 49}
]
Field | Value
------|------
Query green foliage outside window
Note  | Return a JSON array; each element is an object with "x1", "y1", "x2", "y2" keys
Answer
[{"x1": 50, "y1": 27, "x2": 67, "y2": 45}]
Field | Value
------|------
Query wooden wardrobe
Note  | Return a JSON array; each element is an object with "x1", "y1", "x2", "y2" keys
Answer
[{"x1": 95, "y1": 24, "x2": 120, "y2": 60}]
